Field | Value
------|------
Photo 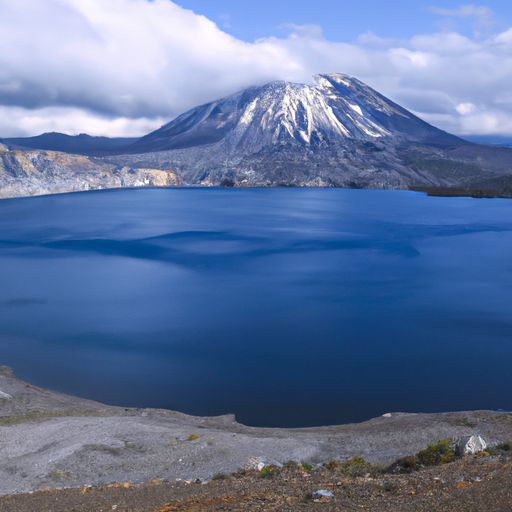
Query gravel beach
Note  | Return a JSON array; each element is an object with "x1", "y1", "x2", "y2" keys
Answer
[{"x1": 1, "y1": 364, "x2": 512, "y2": 507}]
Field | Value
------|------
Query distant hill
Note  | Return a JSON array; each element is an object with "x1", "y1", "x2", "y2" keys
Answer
[
  {"x1": 462, "y1": 135, "x2": 512, "y2": 148},
  {"x1": 2, "y1": 133, "x2": 136, "y2": 156}
]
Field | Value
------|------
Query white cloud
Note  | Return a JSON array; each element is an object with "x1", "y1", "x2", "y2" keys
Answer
[
  {"x1": 494, "y1": 28, "x2": 512, "y2": 44},
  {"x1": 430, "y1": 4, "x2": 494, "y2": 27},
  {"x1": 0, "y1": 106, "x2": 165, "y2": 138},
  {"x1": 458, "y1": 111, "x2": 512, "y2": 135},
  {"x1": 456, "y1": 102, "x2": 476, "y2": 115},
  {"x1": 1, "y1": 0, "x2": 512, "y2": 137}
]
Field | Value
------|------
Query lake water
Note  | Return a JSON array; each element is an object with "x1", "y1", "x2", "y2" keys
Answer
[{"x1": 0, "y1": 188, "x2": 511, "y2": 427}]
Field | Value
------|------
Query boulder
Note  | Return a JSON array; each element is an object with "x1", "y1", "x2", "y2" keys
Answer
[
  {"x1": 455, "y1": 435, "x2": 487, "y2": 456},
  {"x1": 0, "y1": 390, "x2": 12, "y2": 400}
]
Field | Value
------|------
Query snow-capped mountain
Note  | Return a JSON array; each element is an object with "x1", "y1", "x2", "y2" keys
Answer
[
  {"x1": 3, "y1": 73, "x2": 512, "y2": 197},
  {"x1": 118, "y1": 73, "x2": 508, "y2": 190},
  {"x1": 130, "y1": 73, "x2": 459, "y2": 153}
]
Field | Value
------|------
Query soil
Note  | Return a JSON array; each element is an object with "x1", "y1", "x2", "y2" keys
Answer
[{"x1": 1, "y1": 455, "x2": 511, "y2": 511}]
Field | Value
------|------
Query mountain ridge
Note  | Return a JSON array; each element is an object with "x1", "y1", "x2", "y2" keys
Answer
[
  {"x1": 128, "y1": 73, "x2": 464, "y2": 154},
  {"x1": 2, "y1": 73, "x2": 512, "y2": 198},
  {"x1": 2, "y1": 132, "x2": 137, "y2": 156}
]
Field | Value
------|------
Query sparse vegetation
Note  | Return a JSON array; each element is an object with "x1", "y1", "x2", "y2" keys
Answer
[
  {"x1": 497, "y1": 440, "x2": 512, "y2": 451},
  {"x1": 403, "y1": 152, "x2": 483, "y2": 179},
  {"x1": 448, "y1": 418, "x2": 477, "y2": 428},
  {"x1": 0, "y1": 409, "x2": 111, "y2": 426},
  {"x1": 388, "y1": 439, "x2": 456, "y2": 473},
  {"x1": 47, "y1": 470, "x2": 73, "y2": 482},
  {"x1": 343, "y1": 456, "x2": 367, "y2": 467},
  {"x1": 186, "y1": 434, "x2": 200, "y2": 442},
  {"x1": 416, "y1": 439, "x2": 456, "y2": 466},
  {"x1": 323, "y1": 459, "x2": 341, "y2": 470},
  {"x1": 259, "y1": 466, "x2": 278, "y2": 478},
  {"x1": 340, "y1": 456, "x2": 381, "y2": 476},
  {"x1": 487, "y1": 440, "x2": 512, "y2": 455},
  {"x1": 300, "y1": 463, "x2": 313, "y2": 473}
]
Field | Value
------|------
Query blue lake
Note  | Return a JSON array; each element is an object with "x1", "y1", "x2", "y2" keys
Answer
[{"x1": 0, "y1": 188, "x2": 511, "y2": 427}]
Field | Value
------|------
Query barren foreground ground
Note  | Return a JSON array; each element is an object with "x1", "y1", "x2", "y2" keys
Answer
[
  {"x1": 1, "y1": 455, "x2": 512, "y2": 511},
  {"x1": 1, "y1": 365, "x2": 511, "y2": 511}
]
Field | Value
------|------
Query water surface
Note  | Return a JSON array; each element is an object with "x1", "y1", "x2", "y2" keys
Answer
[{"x1": 0, "y1": 188, "x2": 511, "y2": 427}]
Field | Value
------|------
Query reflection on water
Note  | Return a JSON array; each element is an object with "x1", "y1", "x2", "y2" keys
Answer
[{"x1": 0, "y1": 188, "x2": 511, "y2": 427}]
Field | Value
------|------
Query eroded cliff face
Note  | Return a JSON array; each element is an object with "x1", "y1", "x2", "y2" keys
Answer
[{"x1": 0, "y1": 144, "x2": 180, "y2": 198}]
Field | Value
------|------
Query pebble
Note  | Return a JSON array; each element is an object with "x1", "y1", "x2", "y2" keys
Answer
[
  {"x1": 246, "y1": 456, "x2": 283, "y2": 471},
  {"x1": 312, "y1": 489, "x2": 334, "y2": 499}
]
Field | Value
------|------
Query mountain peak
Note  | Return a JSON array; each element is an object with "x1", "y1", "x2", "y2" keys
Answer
[{"x1": 130, "y1": 73, "x2": 460, "y2": 153}]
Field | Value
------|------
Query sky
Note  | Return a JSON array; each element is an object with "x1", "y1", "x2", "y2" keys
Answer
[
  {"x1": 1, "y1": 0, "x2": 512, "y2": 138},
  {"x1": 178, "y1": 0, "x2": 512, "y2": 42}
]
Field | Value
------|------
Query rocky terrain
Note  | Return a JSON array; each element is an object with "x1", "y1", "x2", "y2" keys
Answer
[
  {"x1": 2, "y1": 454, "x2": 512, "y2": 511},
  {"x1": 0, "y1": 365, "x2": 512, "y2": 510},
  {"x1": 0, "y1": 143, "x2": 180, "y2": 199},
  {"x1": 2, "y1": 73, "x2": 512, "y2": 198}
]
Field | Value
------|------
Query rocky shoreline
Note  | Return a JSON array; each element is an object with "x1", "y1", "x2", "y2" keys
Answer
[
  {"x1": 1, "y1": 365, "x2": 511, "y2": 499},
  {"x1": 0, "y1": 143, "x2": 180, "y2": 199}
]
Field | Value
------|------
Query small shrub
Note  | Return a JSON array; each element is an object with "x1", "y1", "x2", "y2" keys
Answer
[
  {"x1": 387, "y1": 455, "x2": 420, "y2": 474},
  {"x1": 341, "y1": 457, "x2": 374, "y2": 477},
  {"x1": 416, "y1": 439, "x2": 455, "y2": 466},
  {"x1": 497, "y1": 440, "x2": 512, "y2": 451},
  {"x1": 387, "y1": 439, "x2": 457, "y2": 474},
  {"x1": 324, "y1": 459, "x2": 341, "y2": 471},
  {"x1": 259, "y1": 466, "x2": 277, "y2": 478},
  {"x1": 300, "y1": 463, "x2": 313, "y2": 473},
  {"x1": 382, "y1": 480, "x2": 398, "y2": 492},
  {"x1": 186, "y1": 434, "x2": 200, "y2": 442},
  {"x1": 344, "y1": 456, "x2": 367, "y2": 467}
]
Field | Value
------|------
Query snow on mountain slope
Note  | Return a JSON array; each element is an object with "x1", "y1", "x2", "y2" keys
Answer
[
  {"x1": 130, "y1": 73, "x2": 459, "y2": 154},
  {"x1": 8, "y1": 72, "x2": 511, "y2": 197}
]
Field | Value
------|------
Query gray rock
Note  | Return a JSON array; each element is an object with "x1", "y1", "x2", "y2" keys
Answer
[
  {"x1": 312, "y1": 490, "x2": 334, "y2": 498},
  {"x1": 455, "y1": 435, "x2": 487, "y2": 456},
  {"x1": 245, "y1": 457, "x2": 283, "y2": 471},
  {"x1": 0, "y1": 390, "x2": 12, "y2": 400}
]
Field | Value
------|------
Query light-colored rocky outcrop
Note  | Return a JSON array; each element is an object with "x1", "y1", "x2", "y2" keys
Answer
[
  {"x1": 0, "y1": 146, "x2": 180, "y2": 199},
  {"x1": 455, "y1": 435, "x2": 488, "y2": 456}
]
